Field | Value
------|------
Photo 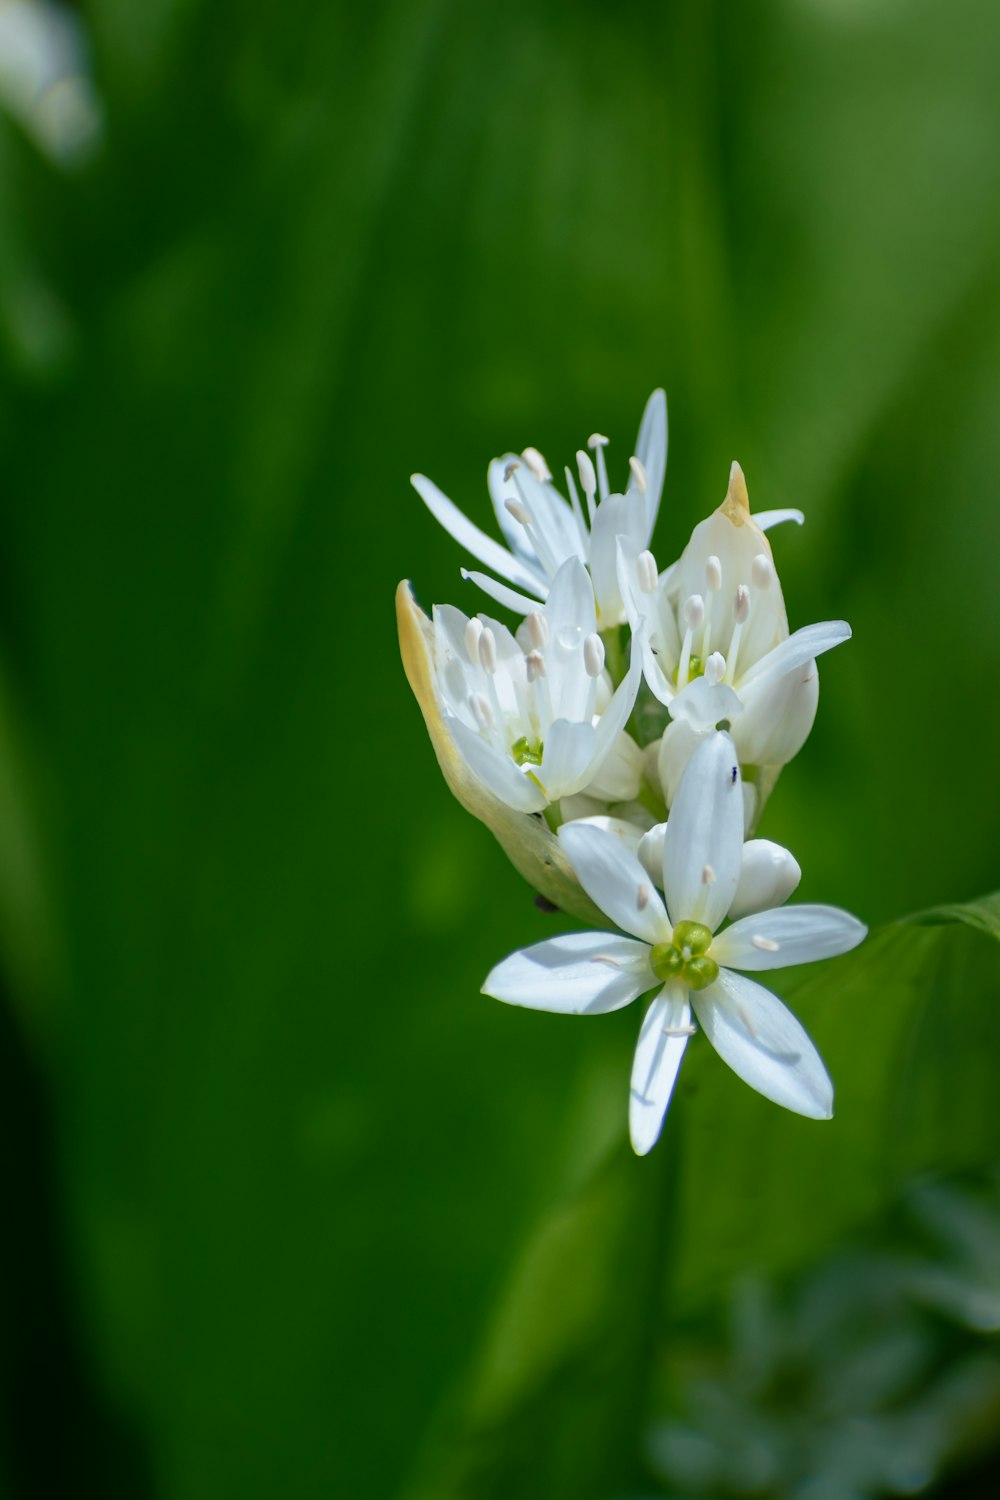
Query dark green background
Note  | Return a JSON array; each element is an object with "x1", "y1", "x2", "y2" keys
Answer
[{"x1": 0, "y1": 1, "x2": 998, "y2": 1496}]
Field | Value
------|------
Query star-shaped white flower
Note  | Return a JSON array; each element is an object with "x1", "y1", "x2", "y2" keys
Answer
[
  {"x1": 432, "y1": 556, "x2": 644, "y2": 814},
  {"x1": 483, "y1": 731, "x2": 866, "y2": 1155},
  {"x1": 412, "y1": 389, "x2": 667, "y2": 626}
]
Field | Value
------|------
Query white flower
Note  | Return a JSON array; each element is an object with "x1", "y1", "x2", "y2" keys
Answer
[
  {"x1": 619, "y1": 462, "x2": 849, "y2": 800},
  {"x1": 483, "y1": 732, "x2": 865, "y2": 1156},
  {"x1": 432, "y1": 557, "x2": 644, "y2": 814},
  {"x1": 411, "y1": 389, "x2": 668, "y2": 626}
]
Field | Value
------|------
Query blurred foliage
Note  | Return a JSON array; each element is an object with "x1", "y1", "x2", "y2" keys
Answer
[{"x1": 0, "y1": 1, "x2": 998, "y2": 1498}]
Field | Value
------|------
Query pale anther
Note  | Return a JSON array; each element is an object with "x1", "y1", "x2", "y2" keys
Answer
[
  {"x1": 464, "y1": 617, "x2": 483, "y2": 661},
  {"x1": 503, "y1": 460, "x2": 520, "y2": 483},
  {"x1": 705, "y1": 651, "x2": 726, "y2": 685},
  {"x1": 525, "y1": 649, "x2": 546, "y2": 682},
  {"x1": 526, "y1": 610, "x2": 548, "y2": 649},
  {"x1": 504, "y1": 497, "x2": 531, "y2": 526},
  {"x1": 637, "y1": 549, "x2": 658, "y2": 593},
  {"x1": 734, "y1": 585, "x2": 750, "y2": 624},
  {"x1": 576, "y1": 450, "x2": 597, "y2": 499},
  {"x1": 629, "y1": 456, "x2": 648, "y2": 493},
  {"x1": 589, "y1": 953, "x2": 625, "y2": 969},
  {"x1": 478, "y1": 628, "x2": 498, "y2": 674},
  {"x1": 583, "y1": 632, "x2": 605, "y2": 678},
  {"x1": 683, "y1": 593, "x2": 705, "y2": 630},
  {"x1": 588, "y1": 432, "x2": 609, "y2": 448},
  {"x1": 521, "y1": 446, "x2": 551, "y2": 481},
  {"x1": 751, "y1": 935, "x2": 780, "y2": 952},
  {"x1": 701, "y1": 863, "x2": 716, "y2": 885},
  {"x1": 705, "y1": 555, "x2": 722, "y2": 592},
  {"x1": 752, "y1": 553, "x2": 774, "y2": 590},
  {"x1": 637, "y1": 883, "x2": 650, "y2": 911}
]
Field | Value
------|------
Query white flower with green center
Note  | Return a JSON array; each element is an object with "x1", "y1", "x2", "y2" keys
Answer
[
  {"x1": 432, "y1": 556, "x2": 644, "y2": 814},
  {"x1": 618, "y1": 463, "x2": 849, "y2": 802},
  {"x1": 482, "y1": 731, "x2": 866, "y2": 1155},
  {"x1": 411, "y1": 389, "x2": 667, "y2": 627}
]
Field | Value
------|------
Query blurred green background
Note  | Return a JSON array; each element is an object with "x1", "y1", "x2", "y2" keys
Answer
[{"x1": 1, "y1": 1, "x2": 999, "y2": 1496}]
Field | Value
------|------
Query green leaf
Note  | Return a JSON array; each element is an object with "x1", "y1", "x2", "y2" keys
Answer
[{"x1": 402, "y1": 893, "x2": 1000, "y2": 1500}]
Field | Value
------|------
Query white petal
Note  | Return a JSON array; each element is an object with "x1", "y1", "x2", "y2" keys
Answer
[
  {"x1": 543, "y1": 557, "x2": 599, "y2": 724},
  {"x1": 734, "y1": 659, "x2": 819, "y2": 768},
  {"x1": 446, "y1": 717, "x2": 547, "y2": 812},
  {"x1": 582, "y1": 729, "x2": 642, "y2": 803},
  {"x1": 487, "y1": 456, "x2": 587, "y2": 580},
  {"x1": 483, "y1": 932, "x2": 653, "y2": 1014},
  {"x1": 629, "y1": 985, "x2": 691, "y2": 1155},
  {"x1": 728, "y1": 839, "x2": 802, "y2": 920},
  {"x1": 657, "y1": 717, "x2": 711, "y2": 809},
  {"x1": 661, "y1": 730, "x2": 743, "y2": 930},
  {"x1": 753, "y1": 508, "x2": 804, "y2": 530},
  {"x1": 589, "y1": 490, "x2": 648, "y2": 624},
  {"x1": 738, "y1": 620, "x2": 850, "y2": 693},
  {"x1": 691, "y1": 969, "x2": 833, "y2": 1119},
  {"x1": 538, "y1": 718, "x2": 598, "y2": 799},
  {"x1": 460, "y1": 568, "x2": 544, "y2": 615},
  {"x1": 563, "y1": 815, "x2": 644, "y2": 856},
  {"x1": 591, "y1": 622, "x2": 644, "y2": 772},
  {"x1": 558, "y1": 822, "x2": 669, "y2": 943},
  {"x1": 412, "y1": 473, "x2": 546, "y2": 593},
  {"x1": 669, "y1": 675, "x2": 742, "y2": 729},
  {"x1": 616, "y1": 537, "x2": 678, "y2": 707},
  {"x1": 634, "y1": 387, "x2": 668, "y2": 539},
  {"x1": 637, "y1": 823, "x2": 666, "y2": 885},
  {"x1": 713, "y1": 904, "x2": 867, "y2": 971}
]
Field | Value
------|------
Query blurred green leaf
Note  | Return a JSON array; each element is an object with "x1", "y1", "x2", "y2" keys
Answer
[{"x1": 403, "y1": 893, "x2": 1000, "y2": 1500}]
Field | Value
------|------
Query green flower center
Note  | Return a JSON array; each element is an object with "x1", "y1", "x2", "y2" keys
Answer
[
  {"x1": 511, "y1": 735, "x2": 544, "y2": 767},
  {"x1": 650, "y1": 919, "x2": 718, "y2": 990},
  {"x1": 675, "y1": 655, "x2": 704, "y2": 686}
]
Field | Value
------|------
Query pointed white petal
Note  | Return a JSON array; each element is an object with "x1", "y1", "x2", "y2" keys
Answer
[
  {"x1": 713, "y1": 904, "x2": 867, "y2": 971},
  {"x1": 589, "y1": 491, "x2": 648, "y2": 624},
  {"x1": 412, "y1": 473, "x2": 547, "y2": 592},
  {"x1": 728, "y1": 839, "x2": 802, "y2": 920},
  {"x1": 460, "y1": 568, "x2": 544, "y2": 614},
  {"x1": 484, "y1": 932, "x2": 653, "y2": 1014},
  {"x1": 582, "y1": 729, "x2": 642, "y2": 803},
  {"x1": 446, "y1": 717, "x2": 547, "y2": 812},
  {"x1": 630, "y1": 985, "x2": 691, "y2": 1155},
  {"x1": 691, "y1": 969, "x2": 833, "y2": 1119},
  {"x1": 539, "y1": 718, "x2": 598, "y2": 799},
  {"x1": 737, "y1": 620, "x2": 851, "y2": 692},
  {"x1": 754, "y1": 508, "x2": 805, "y2": 530},
  {"x1": 661, "y1": 731, "x2": 743, "y2": 930},
  {"x1": 558, "y1": 822, "x2": 669, "y2": 943},
  {"x1": 635, "y1": 388, "x2": 668, "y2": 539},
  {"x1": 735, "y1": 622, "x2": 849, "y2": 766}
]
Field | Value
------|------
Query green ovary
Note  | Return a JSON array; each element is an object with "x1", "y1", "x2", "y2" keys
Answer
[
  {"x1": 650, "y1": 920, "x2": 719, "y2": 990},
  {"x1": 511, "y1": 735, "x2": 544, "y2": 767},
  {"x1": 675, "y1": 655, "x2": 704, "y2": 685}
]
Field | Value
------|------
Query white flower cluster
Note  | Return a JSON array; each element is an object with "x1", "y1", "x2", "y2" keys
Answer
[{"x1": 399, "y1": 390, "x2": 865, "y2": 1155}]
